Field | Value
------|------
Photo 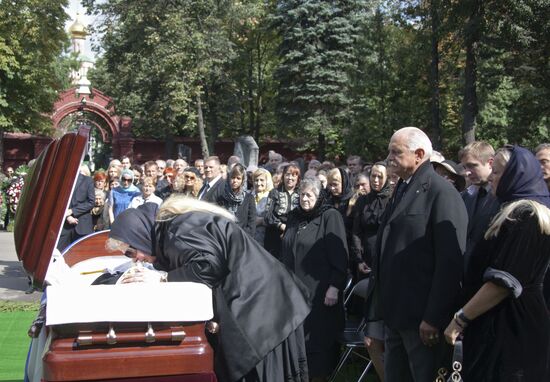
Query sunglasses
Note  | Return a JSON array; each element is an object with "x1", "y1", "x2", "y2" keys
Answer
[
  {"x1": 184, "y1": 175, "x2": 196, "y2": 180},
  {"x1": 122, "y1": 178, "x2": 132, "y2": 183}
]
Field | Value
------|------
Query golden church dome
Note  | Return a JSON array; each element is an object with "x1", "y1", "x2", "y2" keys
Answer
[{"x1": 68, "y1": 13, "x2": 87, "y2": 39}]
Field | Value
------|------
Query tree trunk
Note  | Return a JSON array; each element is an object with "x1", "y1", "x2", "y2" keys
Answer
[
  {"x1": 0, "y1": 129, "x2": 4, "y2": 170},
  {"x1": 248, "y1": 49, "x2": 255, "y2": 136},
  {"x1": 429, "y1": 0, "x2": 442, "y2": 149},
  {"x1": 317, "y1": 132, "x2": 326, "y2": 161},
  {"x1": 197, "y1": 91, "x2": 209, "y2": 159},
  {"x1": 254, "y1": 34, "x2": 264, "y2": 143},
  {"x1": 462, "y1": 0, "x2": 481, "y2": 145},
  {"x1": 375, "y1": 8, "x2": 387, "y2": 131}
]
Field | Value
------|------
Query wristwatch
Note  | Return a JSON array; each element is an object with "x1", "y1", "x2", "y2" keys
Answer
[{"x1": 454, "y1": 308, "x2": 472, "y2": 327}]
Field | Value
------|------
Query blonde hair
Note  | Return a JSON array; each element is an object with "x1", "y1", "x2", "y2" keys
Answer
[
  {"x1": 460, "y1": 141, "x2": 495, "y2": 164},
  {"x1": 327, "y1": 168, "x2": 342, "y2": 183},
  {"x1": 157, "y1": 194, "x2": 235, "y2": 222},
  {"x1": 485, "y1": 199, "x2": 550, "y2": 239}
]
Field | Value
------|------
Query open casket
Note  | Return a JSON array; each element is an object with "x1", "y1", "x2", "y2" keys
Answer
[{"x1": 14, "y1": 127, "x2": 216, "y2": 382}]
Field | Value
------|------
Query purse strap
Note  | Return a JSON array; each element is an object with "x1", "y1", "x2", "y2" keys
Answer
[{"x1": 435, "y1": 340, "x2": 463, "y2": 382}]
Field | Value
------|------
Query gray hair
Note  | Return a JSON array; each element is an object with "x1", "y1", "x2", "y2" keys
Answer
[
  {"x1": 535, "y1": 143, "x2": 550, "y2": 154},
  {"x1": 393, "y1": 127, "x2": 433, "y2": 159},
  {"x1": 299, "y1": 177, "x2": 322, "y2": 197}
]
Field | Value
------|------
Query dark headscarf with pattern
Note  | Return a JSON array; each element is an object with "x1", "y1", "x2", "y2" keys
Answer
[{"x1": 496, "y1": 146, "x2": 550, "y2": 208}]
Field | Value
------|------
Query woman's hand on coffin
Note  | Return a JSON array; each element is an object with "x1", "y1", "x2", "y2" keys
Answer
[{"x1": 119, "y1": 267, "x2": 167, "y2": 284}]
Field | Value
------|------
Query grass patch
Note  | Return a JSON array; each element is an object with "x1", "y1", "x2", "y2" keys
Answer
[
  {"x1": 0, "y1": 301, "x2": 40, "y2": 313},
  {"x1": 0, "y1": 310, "x2": 36, "y2": 381}
]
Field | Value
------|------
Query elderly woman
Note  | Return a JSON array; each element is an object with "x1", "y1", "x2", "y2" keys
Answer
[
  {"x1": 252, "y1": 168, "x2": 274, "y2": 245},
  {"x1": 264, "y1": 164, "x2": 301, "y2": 259},
  {"x1": 444, "y1": 146, "x2": 550, "y2": 381},
  {"x1": 282, "y1": 177, "x2": 348, "y2": 381},
  {"x1": 173, "y1": 167, "x2": 203, "y2": 198},
  {"x1": 216, "y1": 163, "x2": 256, "y2": 236},
  {"x1": 107, "y1": 198, "x2": 311, "y2": 382},
  {"x1": 91, "y1": 189, "x2": 107, "y2": 231},
  {"x1": 108, "y1": 169, "x2": 142, "y2": 223}
]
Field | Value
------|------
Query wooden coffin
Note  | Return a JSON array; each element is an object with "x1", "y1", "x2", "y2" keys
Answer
[{"x1": 14, "y1": 127, "x2": 216, "y2": 382}]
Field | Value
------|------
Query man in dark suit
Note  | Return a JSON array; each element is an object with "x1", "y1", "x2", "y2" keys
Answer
[
  {"x1": 459, "y1": 142, "x2": 500, "y2": 277},
  {"x1": 57, "y1": 170, "x2": 95, "y2": 252},
  {"x1": 367, "y1": 127, "x2": 468, "y2": 382},
  {"x1": 198, "y1": 156, "x2": 224, "y2": 203}
]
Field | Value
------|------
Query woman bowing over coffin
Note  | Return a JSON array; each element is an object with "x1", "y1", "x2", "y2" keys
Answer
[{"x1": 107, "y1": 196, "x2": 311, "y2": 382}]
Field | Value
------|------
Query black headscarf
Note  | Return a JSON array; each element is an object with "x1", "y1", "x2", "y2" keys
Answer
[
  {"x1": 109, "y1": 203, "x2": 158, "y2": 255},
  {"x1": 290, "y1": 188, "x2": 333, "y2": 224},
  {"x1": 331, "y1": 167, "x2": 354, "y2": 203},
  {"x1": 496, "y1": 146, "x2": 550, "y2": 208}
]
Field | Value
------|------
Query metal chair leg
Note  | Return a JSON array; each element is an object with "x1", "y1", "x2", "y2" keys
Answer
[
  {"x1": 357, "y1": 360, "x2": 373, "y2": 382},
  {"x1": 328, "y1": 347, "x2": 354, "y2": 382}
]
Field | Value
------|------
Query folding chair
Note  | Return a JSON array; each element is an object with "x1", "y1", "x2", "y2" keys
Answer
[{"x1": 329, "y1": 277, "x2": 373, "y2": 382}]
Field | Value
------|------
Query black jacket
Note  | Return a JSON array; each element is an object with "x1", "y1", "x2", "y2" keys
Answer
[
  {"x1": 217, "y1": 191, "x2": 256, "y2": 237},
  {"x1": 200, "y1": 177, "x2": 225, "y2": 203},
  {"x1": 366, "y1": 161, "x2": 468, "y2": 330},
  {"x1": 350, "y1": 185, "x2": 391, "y2": 266}
]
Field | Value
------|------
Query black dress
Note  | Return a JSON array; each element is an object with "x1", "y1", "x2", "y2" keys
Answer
[
  {"x1": 350, "y1": 183, "x2": 391, "y2": 267},
  {"x1": 282, "y1": 203, "x2": 348, "y2": 378},
  {"x1": 464, "y1": 203, "x2": 550, "y2": 381},
  {"x1": 154, "y1": 212, "x2": 311, "y2": 382}
]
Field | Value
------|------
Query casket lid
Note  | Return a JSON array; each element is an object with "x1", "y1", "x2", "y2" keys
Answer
[{"x1": 14, "y1": 127, "x2": 90, "y2": 288}]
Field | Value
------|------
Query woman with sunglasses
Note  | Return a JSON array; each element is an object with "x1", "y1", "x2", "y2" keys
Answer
[
  {"x1": 173, "y1": 167, "x2": 204, "y2": 198},
  {"x1": 107, "y1": 196, "x2": 311, "y2": 382},
  {"x1": 108, "y1": 168, "x2": 142, "y2": 224}
]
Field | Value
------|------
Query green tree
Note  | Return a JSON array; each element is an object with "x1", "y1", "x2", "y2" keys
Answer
[
  {"x1": 85, "y1": 0, "x2": 238, "y2": 157},
  {"x1": 273, "y1": 0, "x2": 361, "y2": 159},
  {"x1": 0, "y1": 0, "x2": 72, "y2": 166}
]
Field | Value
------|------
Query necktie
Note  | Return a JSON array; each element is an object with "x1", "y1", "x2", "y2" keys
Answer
[{"x1": 200, "y1": 182, "x2": 210, "y2": 199}]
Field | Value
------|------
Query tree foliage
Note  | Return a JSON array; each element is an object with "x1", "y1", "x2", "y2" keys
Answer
[
  {"x1": 85, "y1": 0, "x2": 549, "y2": 161},
  {"x1": 0, "y1": 0, "x2": 72, "y2": 133}
]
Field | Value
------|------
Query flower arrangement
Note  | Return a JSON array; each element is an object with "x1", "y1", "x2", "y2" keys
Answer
[{"x1": 6, "y1": 176, "x2": 24, "y2": 213}]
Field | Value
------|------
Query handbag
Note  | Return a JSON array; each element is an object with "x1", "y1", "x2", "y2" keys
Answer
[{"x1": 435, "y1": 340, "x2": 463, "y2": 382}]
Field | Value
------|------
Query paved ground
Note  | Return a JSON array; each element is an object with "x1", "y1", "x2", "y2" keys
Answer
[{"x1": 0, "y1": 232, "x2": 42, "y2": 302}]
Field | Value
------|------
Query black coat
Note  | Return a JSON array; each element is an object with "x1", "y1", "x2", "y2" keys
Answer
[
  {"x1": 154, "y1": 212, "x2": 311, "y2": 382},
  {"x1": 350, "y1": 185, "x2": 391, "y2": 266},
  {"x1": 57, "y1": 174, "x2": 95, "y2": 251},
  {"x1": 282, "y1": 207, "x2": 348, "y2": 376},
  {"x1": 366, "y1": 161, "x2": 468, "y2": 330}
]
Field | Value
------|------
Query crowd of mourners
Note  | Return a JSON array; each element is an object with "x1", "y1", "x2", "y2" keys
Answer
[{"x1": 14, "y1": 128, "x2": 550, "y2": 382}]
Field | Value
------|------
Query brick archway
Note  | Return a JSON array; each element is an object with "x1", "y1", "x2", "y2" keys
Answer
[{"x1": 51, "y1": 87, "x2": 133, "y2": 159}]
